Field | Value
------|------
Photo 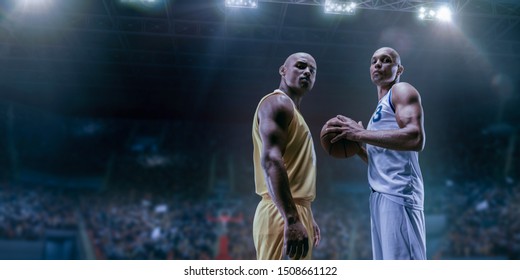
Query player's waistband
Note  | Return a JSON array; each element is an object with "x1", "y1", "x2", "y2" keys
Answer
[
  {"x1": 370, "y1": 189, "x2": 423, "y2": 211},
  {"x1": 261, "y1": 194, "x2": 311, "y2": 208}
]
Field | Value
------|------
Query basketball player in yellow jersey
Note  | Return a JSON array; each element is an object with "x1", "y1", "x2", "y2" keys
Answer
[{"x1": 252, "y1": 52, "x2": 321, "y2": 260}]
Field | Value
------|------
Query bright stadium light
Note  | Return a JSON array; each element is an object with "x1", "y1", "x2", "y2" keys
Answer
[
  {"x1": 436, "y1": 6, "x2": 452, "y2": 22},
  {"x1": 418, "y1": 7, "x2": 435, "y2": 20},
  {"x1": 225, "y1": 0, "x2": 258, "y2": 9},
  {"x1": 419, "y1": 6, "x2": 452, "y2": 22},
  {"x1": 324, "y1": 1, "x2": 357, "y2": 15}
]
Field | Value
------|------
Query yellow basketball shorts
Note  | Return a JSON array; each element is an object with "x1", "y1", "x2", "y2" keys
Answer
[{"x1": 252, "y1": 195, "x2": 315, "y2": 260}]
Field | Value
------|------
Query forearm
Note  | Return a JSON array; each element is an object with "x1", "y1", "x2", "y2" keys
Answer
[
  {"x1": 262, "y1": 156, "x2": 300, "y2": 223},
  {"x1": 357, "y1": 127, "x2": 423, "y2": 151}
]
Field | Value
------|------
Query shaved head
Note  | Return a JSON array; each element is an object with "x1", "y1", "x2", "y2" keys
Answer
[
  {"x1": 283, "y1": 52, "x2": 316, "y2": 68},
  {"x1": 373, "y1": 47, "x2": 401, "y2": 65}
]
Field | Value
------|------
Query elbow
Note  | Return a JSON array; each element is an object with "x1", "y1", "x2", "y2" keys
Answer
[
  {"x1": 406, "y1": 128, "x2": 424, "y2": 152},
  {"x1": 260, "y1": 155, "x2": 271, "y2": 172},
  {"x1": 261, "y1": 151, "x2": 283, "y2": 173},
  {"x1": 412, "y1": 132, "x2": 425, "y2": 152},
  {"x1": 413, "y1": 140, "x2": 425, "y2": 152}
]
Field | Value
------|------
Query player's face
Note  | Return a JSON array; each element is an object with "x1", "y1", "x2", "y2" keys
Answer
[
  {"x1": 283, "y1": 54, "x2": 317, "y2": 91},
  {"x1": 370, "y1": 48, "x2": 400, "y2": 86}
]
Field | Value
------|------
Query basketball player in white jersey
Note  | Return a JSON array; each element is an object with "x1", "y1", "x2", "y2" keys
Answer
[{"x1": 325, "y1": 47, "x2": 426, "y2": 259}]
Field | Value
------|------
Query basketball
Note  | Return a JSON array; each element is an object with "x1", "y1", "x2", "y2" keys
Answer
[{"x1": 320, "y1": 119, "x2": 360, "y2": 158}]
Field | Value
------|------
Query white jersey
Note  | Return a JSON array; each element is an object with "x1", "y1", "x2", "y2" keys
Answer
[{"x1": 366, "y1": 88, "x2": 424, "y2": 210}]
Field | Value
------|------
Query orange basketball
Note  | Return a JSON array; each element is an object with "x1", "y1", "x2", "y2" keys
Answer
[{"x1": 320, "y1": 119, "x2": 360, "y2": 158}]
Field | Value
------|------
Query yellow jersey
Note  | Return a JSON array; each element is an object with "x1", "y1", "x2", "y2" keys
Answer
[{"x1": 252, "y1": 89, "x2": 316, "y2": 201}]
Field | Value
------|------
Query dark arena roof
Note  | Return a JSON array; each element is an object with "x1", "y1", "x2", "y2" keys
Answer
[
  {"x1": 0, "y1": 0, "x2": 519, "y2": 262},
  {"x1": 0, "y1": 0, "x2": 518, "y2": 121}
]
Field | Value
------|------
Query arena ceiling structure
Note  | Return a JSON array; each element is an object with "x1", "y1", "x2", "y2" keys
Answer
[
  {"x1": 0, "y1": 2, "x2": 519, "y2": 262},
  {"x1": 0, "y1": 0, "x2": 519, "y2": 125}
]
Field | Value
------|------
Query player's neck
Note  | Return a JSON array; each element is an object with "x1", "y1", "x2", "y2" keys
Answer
[
  {"x1": 376, "y1": 83, "x2": 395, "y2": 100},
  {"x1": 376, "y1": 87, "x2": 389, "y2": 101},
  {"x1": 278, "y1": 87, "x2": 304, "y2": 110}
]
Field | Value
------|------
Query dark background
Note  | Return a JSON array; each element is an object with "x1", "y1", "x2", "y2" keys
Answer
[{"x1": 0, "y1": 0, "x2": 519, "y2": 260}]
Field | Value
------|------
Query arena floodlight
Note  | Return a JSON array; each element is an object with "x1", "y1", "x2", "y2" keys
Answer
[
  {"x1": 324, "y1": 0, "x2": 356, "y2": 15},
  {"x1": 225, "y1": 0, "x2": 258, "y2": 9},
  {"x1": 418, "y1": 6, "x2": 452, "y2": 22},
  {"x1": 436, "y1": 6, "x2": 452, "y2": 22}
]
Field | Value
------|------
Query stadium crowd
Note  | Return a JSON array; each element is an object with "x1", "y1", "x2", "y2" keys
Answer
[
  {"x1": 2, "y1": 173, "x2": 519, "y2": 260},
  {"x1": 0, "y1": 108, "x2": 518, "y2": 259}
]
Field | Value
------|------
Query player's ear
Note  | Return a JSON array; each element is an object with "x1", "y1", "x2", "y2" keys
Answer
[
  {"x1": 279, "y1": 65, "x2": 286, "y2": 76},
  {"x1": 397, "y1": 64, "x2": 404, "y2": 76}
]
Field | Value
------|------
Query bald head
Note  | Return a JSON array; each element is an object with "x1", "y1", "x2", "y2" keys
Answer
[
  {"x1": 283, "y1": 52, "x2": 316, "y2": 68},
  {"x1": 373, "y1": 47, "x2": 401, "y2": 65}
]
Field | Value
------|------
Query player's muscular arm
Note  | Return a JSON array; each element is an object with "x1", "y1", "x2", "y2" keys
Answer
[
  {"x1": 359, "y1": 83, "x2": 425, "y2": 151},
  {"x1": 258, "y1": 95, "x2": 309, "y2": 259}
]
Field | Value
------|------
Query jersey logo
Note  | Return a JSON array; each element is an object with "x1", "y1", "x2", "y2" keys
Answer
[{"x1": 372, "y1": 105, "x2": 383, "y2": 123}]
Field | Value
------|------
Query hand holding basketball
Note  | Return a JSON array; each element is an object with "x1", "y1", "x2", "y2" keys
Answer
[{"x1": 320, "y1": 116, "x2": 361, "y2": 158}]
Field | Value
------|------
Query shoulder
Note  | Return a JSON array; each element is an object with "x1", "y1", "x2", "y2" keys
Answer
[
  {"x1": 391, "y1": 82, "x2": 421, "y2": 105},
  {"x1": 259, "y1": 93, "x2": 294, "y2": 119}
]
